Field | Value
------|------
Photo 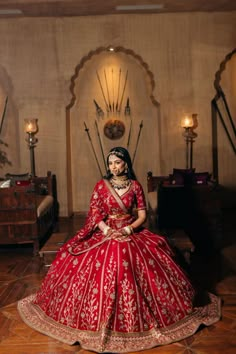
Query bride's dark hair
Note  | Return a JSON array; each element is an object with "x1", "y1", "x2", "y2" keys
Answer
[{"x1": 105, "y1": 146, "x2": 137, "y2": 180}]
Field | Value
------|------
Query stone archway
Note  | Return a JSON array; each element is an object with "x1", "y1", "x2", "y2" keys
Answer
[{"x1": 66, "y1": 46, "x2": 160, "y2": 215}]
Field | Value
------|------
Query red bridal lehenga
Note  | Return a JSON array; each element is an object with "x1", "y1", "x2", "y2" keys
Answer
[{"x1": 18, "y1": 179, "x2": 221, "y2": 353}]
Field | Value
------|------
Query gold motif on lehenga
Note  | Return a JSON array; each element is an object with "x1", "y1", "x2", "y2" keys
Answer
[
  {"x1": 122, "y1": 260, "x2": 129, "y2": 269},
  {"x1": 80, "y1": 277, "x2": 99, "y2": 330},
  {"x1": 148, "y1": 259, "x2": 155, "y2": 266},
  {"x1": 96, "y1": 260, "x2": 101, "y2": 269},
  {"x1": 101, "y1": 253, "x2": 117, "y2": 329},
  {"x1": 119, "y1": 273, "x2": 139, "y2": 331}
]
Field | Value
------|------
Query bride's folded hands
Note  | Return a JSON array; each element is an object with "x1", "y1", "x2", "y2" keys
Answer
[
  {"x1": 101, "y1": 222, "x2": 132, "y2": 241},
  {"x1": 107, "y1": 228, "x2": 131, "y2": 241},
  {"x1": 112, "y1": 227, "x2": 133, "y2": 241}
]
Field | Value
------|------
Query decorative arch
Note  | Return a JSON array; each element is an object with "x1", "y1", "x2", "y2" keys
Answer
[
  {"x1": 214, "y1": 48, "x2": 236, "y2": 98},
  {"x1": 66, "y1": 46, "x2": 160, "y2": 215},
  {"x1": 67, "y1": 45, "x2": 159, "y2": 111},
  {"x1": 212, "y1": 48, "x2": 236, "y2": 182}
]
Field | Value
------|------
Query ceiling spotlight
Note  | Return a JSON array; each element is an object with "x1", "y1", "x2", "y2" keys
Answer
[
  {"x1": 0, "y1": 9, "x2": 23, "y2": 15},
  {"x1": 116, "y1": 4, "x2": 164, "y2": 11}
]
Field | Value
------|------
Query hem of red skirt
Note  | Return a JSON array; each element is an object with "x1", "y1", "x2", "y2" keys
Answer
[{"x1": 17, "y1": 293, "x2": 221, "y2": 353}]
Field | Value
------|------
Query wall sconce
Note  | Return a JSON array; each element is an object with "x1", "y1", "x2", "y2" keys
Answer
[
  {"x1": 181, "y1": 114, "x2": 198, "y2": 169},
  {"x1": 24, "y1": 118, "x2": 38, "y2": 177}
]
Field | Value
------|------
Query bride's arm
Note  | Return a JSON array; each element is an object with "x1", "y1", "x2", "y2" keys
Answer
[
  {"x1": 97, "y1": 220, "x2": 109, "y2": 234},
  {"x1": 130, "y1": 209, "x2": 146, "y2": 230}
]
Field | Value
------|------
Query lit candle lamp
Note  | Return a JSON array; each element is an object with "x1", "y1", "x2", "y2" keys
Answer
[
  {"x1": 24, "y1": 119, "x2": 39, "y2": 177},
  {"x1": 180, "y1": 113, "x2": 198, "y2": 169},
  {"x1": 24, "y1": 119, "x2": 38, "y2": 133},
  {"x1": 181, "y1": 115, "x2": 193, "y2": 129}
]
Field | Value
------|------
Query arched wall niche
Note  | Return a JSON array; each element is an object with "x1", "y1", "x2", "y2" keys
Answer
[
  {"x1": 0, "y1": 66, "x2": 20, "y2": 175},
  {"x1": 66, "y1": 46, "x2": 161, "y2": 214},
  {"x1": 212, "y1": 48, "x2": 236, "y2": 194}
]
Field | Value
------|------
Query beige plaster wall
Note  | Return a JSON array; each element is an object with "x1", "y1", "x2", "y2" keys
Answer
[{"x1": 0, "y1": 12, "x2": 235, "y2": 215}]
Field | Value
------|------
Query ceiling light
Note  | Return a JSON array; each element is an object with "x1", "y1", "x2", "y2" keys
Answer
[
  {"x1": 0, "y1": 9, "x2": 23, "y2": 15},
  {"x1": 116, "y1": 4, "x2": 164, "y2": 11}
]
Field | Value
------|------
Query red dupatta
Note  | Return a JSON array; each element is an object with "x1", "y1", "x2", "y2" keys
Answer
[{"x1": 68, "y1": 179, "x2": 129, "y2": 255}]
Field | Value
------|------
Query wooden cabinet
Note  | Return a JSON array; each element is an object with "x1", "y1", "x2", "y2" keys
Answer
[
  {"x1": 147, "y1": 171, "x2": 222, "y2": 254},
  {"x1": 0, "y1": 171, "x2": 58, "y2": 255}
]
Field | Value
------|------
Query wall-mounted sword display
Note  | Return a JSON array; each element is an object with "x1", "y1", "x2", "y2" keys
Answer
[
  {"x1": 96, "y1": 70, "x2": 110, "y2": 113},
  {"x1": 124, "y1": 97, "x2": 130, "y2": 116},
  {"x1": 84, "y1": 122, "x2": 103, "y2": 177},
  {"x1": 118, "y1": 69, "x2": 128, "y2": 114},
  {"x1": 95, "y1": 120, "x2": 107, "y2": 173},
  {"x1": 112, "y1": 68, "x2": 115, "y2": 113},
  {"x1": 93, "y1": 99, "x2": 104, "y2": 118},
  {"x1": 115, "y1": 68, "x2": 121, "y2": 113},
  {"x1": 127, "y1": 118, "x2": 132, "y2": 150},
  {"x1": 132, "y1": 120, "x2": 143, "y2": 164},
  {"x1": 104, "y1": 70, "x2": 112, "y2": 112},
  {"x1": 95, "y1": 68, "x2": 130, "y2": 117},
  {"x1": 104, "y1": 69, "x2": 112, "y2": 112}
]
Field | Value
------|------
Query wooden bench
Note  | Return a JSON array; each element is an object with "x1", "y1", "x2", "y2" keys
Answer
[{"x1": 39, "y1": 232, "x2": 69, "y2": 267}]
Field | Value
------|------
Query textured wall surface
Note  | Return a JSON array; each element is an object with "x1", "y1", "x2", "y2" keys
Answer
[{"x1": 0, "y1": 12, "x2": 235, "y2": 215}]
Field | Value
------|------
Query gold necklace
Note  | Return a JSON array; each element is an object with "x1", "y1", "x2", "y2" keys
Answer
[{"x1": 110, "y1": 175, "x2": 131, "y2": 190}]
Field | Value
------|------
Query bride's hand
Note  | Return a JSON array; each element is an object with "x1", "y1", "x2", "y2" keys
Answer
[{"x1": 111, "y1": 229, "x2": 131, "y2": 242}]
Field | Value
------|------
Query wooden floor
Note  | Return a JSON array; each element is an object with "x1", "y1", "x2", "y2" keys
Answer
[{"x1": 0, "y1": 210, "x2": 236, "y2": 354}]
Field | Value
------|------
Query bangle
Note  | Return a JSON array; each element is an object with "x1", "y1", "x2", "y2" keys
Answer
[
  {"x1": 123, "y1": 225, "x2": 133, "y2": 235},
  {"x1": 128, "y1": 225, "x2": 134, "y2": 234},
  {"x1": 103, "y1": 226, "x2": 111, "y2": 236}
]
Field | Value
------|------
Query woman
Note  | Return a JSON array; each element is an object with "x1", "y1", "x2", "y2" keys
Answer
[{"x1": 18, "y1": 147, "x2": 221, "y2": 353}]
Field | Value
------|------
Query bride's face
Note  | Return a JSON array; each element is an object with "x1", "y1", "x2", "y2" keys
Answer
[{"x1": 108, "y1": 154, "x2": 126, "y2": 176}]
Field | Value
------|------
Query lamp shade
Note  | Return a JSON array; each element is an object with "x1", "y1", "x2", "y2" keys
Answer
[
  {"x1": 24, "y1": 119, "x2": 38, "y2": 133},
  {"x1": 181, "y1": 115, "x2": 193, "y2": 129}
]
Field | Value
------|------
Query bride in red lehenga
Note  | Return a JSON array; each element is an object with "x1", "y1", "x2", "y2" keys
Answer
[{"x1": 18, "y1": 146, "x2": 221, "y2": 353}]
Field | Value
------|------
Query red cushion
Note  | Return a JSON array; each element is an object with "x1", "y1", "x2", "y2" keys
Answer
[
  {"x1": 192, "y1": 172, "x2": 211, "y2": 185},
  {"x1": 169, "y1": 173, "x2": 184, "y2": 186},
  {"x1": 15, "y1": 180, "x2": 31, "y2": 186},
  {"x1": 172, "y1": 168, "x2": 196, "y2": 185}
]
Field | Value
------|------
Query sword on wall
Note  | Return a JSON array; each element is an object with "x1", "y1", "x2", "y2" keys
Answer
[
  {"x1": 132, "y1": 120, "x2": 143, "y2": 164},
  {"x1": 95, "y1": 120, "x2": 107, "y2": 173},
  {"x1": 96, "y1": 70, "x2": 109, "y2": 113},
  {"x1": 118, "y1": 69, "x2": 128, "y2": 114},
  {"x1": 84, "y1": 122, "x2": 103, "y2": 177}
]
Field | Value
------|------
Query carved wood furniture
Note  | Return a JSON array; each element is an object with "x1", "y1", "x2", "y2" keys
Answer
[
  {"x1": 0, "y1": 171, "x2": 58, "y2": 255},
  {"x1": 147, "y1": 171, "x2": 222, "y2": 254},
  {"x1": 147, "y1": 171, "x2": 170, "y2": 229}
]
